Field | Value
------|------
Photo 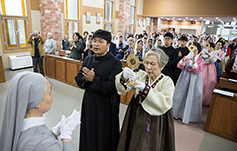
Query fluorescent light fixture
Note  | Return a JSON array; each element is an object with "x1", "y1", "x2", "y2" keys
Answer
[{"x1": 205, "y1": 20, "x2": 210, "y2": 24}]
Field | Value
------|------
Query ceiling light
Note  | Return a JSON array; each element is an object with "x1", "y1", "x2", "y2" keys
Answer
[
  {"x1": 178, "y1": 18, "x2": 181, "y2": 20},
  {"x1": 191, "y1": 19, "x2": 193, "y2": 20},
  {"x1": 216, "y1": 17, "x2": 218, "y2": 19},
  {"x1": 200, "y1": 17, "x2": 203, "y2": 19},
  {"x1": 161, "y1": 17, "x2": 163, "y2": 19},
  {"x1": 186, "y1": 17, "x2": 188, "y2": 19},
  {"x1": 167, "y1": 18, "x2": 169, "y2": 20},
  {"x1": 204, "y1": 19, "x2": 206, "y2": 21},
  {"x1": 173, "y1": 17, "x2": 175, "y2": 19}
]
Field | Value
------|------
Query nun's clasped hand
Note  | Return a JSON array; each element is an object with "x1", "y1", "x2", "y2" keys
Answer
[
  {"x1": 123, "y1": 67, "x2": 135, "y2": 80},
  {"x1": 60, "y1": 110, "x2": 81, "y2": 140},
  {"x1": 52, "y1": 110, "x2": 78, "y2": 136}
]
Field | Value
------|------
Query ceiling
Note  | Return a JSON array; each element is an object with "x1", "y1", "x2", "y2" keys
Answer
[{"x1": 159, "y1": 16, "x2": 237, "y2": 25}]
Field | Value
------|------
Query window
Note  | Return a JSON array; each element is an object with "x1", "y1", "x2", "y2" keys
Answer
[
  {"x1": 65, "y1": 0, "x2": 81, "y2": 42},
  {"x1": 104, "y1": 0, "x2": 114, "y2": 32},
  {"x1": 0, "y1": 0, "x2": 30, "y2": 51},
  {"x1": 129, "y1": 0, "x2": 136, "y2": 34},
  {"x1": 146, "y1": 17, "x2": 151, "y2": 33}
]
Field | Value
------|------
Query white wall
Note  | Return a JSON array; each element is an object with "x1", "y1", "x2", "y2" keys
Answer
[
  {"x1": 136, "y1": 19, "x2": 146, "y2": 34},
  {"x1": 83, "y1": 16, "x2": 103, "y2": 33},
  {"x1": 31, "y1": 10, "x2": 41, "y2": 32},
  {"x1": 83, "y1": 0, "x2": 104, "y2": 8},
  {"x1": 115, "y1": 19, "x2": 119, "y2": 35},
  {"x1": 137, "y1": 0, "x2": 143, "y2": 15},
  {"x1": 116, "y1": 0, "x2": 119, "y2": 11}
]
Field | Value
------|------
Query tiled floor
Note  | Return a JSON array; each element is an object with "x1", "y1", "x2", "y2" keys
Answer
[{"x1": 0, "y1": 68, "x2": 237, "y2": 151}]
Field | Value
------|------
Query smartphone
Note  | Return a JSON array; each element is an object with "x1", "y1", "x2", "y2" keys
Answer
[{"x1": 32, "y1": 33, "x2": 38, "y2": 37}]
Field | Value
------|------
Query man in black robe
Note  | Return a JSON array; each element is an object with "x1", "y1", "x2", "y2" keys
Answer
[
  {"x1": 75, "y1": 29, "x2": 122, "y2": 151},
  {"x1": 161, "y1": 32, "x2": 179, "y2": 84},
  {"x1": 175, "y1": 35, "x2": 190, "y2": 83}
]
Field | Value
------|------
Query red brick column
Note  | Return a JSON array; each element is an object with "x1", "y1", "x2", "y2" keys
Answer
[
  {"x1": 39, "y1": 0, "x2": 62, "y2": 49},
  {"x1": 152, "y1": 18, "x2": 158, "y2": 33},
  {"x1": 118, "y1": 0, "x2": 130, "y2": 35}
]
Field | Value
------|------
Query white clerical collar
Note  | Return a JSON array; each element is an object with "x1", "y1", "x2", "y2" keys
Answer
[
  {"x1": 148, "y1": 73, "x2": 162, "y2": 86},
  {"x1": 21, "y1": 114, "x2": 46, "y2": 132}
]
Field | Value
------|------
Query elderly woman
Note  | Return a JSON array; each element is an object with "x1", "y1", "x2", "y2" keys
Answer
[
  {"x1": 44, "y1": 32, "x2": 56, "y2": 55},
  {"x1": 116, "y1": 48, "x2": 175, "y2": 151},
  {"x1": 0, "y1": 71, "x2": 80, "y2": 151},
  {"x1": 62, "y1": 35, "x2": 70, "y2": 50}
]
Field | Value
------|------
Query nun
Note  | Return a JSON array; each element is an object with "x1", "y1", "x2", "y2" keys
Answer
[{"x1": 0, "y1": 71, "x2": 80, "y2": 151}]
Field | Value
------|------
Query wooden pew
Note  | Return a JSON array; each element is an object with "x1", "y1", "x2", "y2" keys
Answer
[
  {"x1": 0, "y1": 56, "x2": 6, "y2": 83},
  {"x1": 218, "y1": 77, "x2": 237, "y2": 91},
  {"x1": 205, "y1": 90, "x2": 237, "y2": 143}
]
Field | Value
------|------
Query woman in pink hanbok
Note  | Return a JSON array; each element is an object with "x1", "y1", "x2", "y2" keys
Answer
[
  {"x1": 173, "y1": 42, "x2": 204, "y2": 124},
  {"x1": 201, "y1": 42, "x2": 218, "y2": 105}
]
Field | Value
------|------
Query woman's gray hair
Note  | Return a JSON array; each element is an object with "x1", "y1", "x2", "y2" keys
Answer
[
  {"x1": 143, "y1": 48, "x2": 169, "y2": 68},
  {"x1": 48, "y1": 32, "x2": 53, "y2": 39}
]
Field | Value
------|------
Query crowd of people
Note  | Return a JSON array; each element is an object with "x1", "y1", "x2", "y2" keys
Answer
[{"x1": 1, "y1": 28, "x2": 237, "y2": 151}]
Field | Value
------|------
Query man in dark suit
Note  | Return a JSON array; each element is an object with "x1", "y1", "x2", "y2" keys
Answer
[{"x1": 108, "y1": 42, "x2": 117, "y2": 56}]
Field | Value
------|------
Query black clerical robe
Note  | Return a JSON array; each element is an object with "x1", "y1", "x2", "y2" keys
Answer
[
  {"x1": 161, "y1": 45, "x2": 179, "y2": 84},
  {"x1": 75, "y1": 52, "x2": 122, "y2": 151},
  {"x1": 175, "y1": 46, "x2": 190, "y2": 83}
]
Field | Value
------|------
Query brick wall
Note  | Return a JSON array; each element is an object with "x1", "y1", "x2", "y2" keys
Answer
[
  {"x1": 38, "y1": 0, "x2": 62, "y2": 49},
  {"x1": 118, "y1": 0, "x2": 131, "y2": 35}
]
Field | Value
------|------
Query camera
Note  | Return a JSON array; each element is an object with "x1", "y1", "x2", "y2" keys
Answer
[{"x1": 32, "y1": 33, "x2": 38, "y2": 37}]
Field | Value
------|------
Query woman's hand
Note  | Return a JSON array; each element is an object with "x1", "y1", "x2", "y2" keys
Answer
[
  {"x1": 123, "y1": 67, "x2": 135, "y2": 80},
  {"x1": 134, "y1": 81, "x2": 146, "y2": 91},
  {"x1": 231, "y1": 70, "x2": 237, "y2": 74}
]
